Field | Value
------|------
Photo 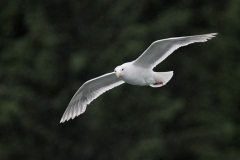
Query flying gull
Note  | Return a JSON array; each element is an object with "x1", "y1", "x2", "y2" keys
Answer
[{"x1": 60, "y1": 33, "x2": 217, "y2": 123}]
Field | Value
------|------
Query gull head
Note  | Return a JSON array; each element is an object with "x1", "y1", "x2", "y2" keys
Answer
[
  {"x1": 114, "y1": 63, "x2": 130, "y2": 78},
  {"x1": 114, "y1": 66, "x2": 124, "y2": 78}
]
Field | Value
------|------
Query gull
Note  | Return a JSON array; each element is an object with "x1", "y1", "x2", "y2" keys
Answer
[{"x1": 60, "y1": 33, "x2": 217, "y2": 123}]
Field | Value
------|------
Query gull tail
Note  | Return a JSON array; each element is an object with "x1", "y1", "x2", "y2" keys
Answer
[{"x1": 150, "y1": 71, "x2": 174, "y2": 88}]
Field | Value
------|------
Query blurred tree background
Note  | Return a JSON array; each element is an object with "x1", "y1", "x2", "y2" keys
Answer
[{"x1": 0, "y1": 0, "x2": 240, "y2": 160}]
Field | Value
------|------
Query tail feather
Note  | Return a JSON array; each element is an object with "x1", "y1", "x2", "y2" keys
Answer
[{"x1": 150, "y1": 71, "x2": 173, "y2": 88}]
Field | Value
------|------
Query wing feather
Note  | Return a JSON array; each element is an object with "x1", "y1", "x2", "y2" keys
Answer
[
  {"x1": 133, "y1": 33, "x2": 217, "y2": 69},
  {"x1": 60, "y1": 72, "x2": 124, "y2": 123}
]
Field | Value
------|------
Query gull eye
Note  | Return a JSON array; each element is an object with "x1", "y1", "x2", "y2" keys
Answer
[{"x1": 122, "y1": 68, "x2": 124, "y2": 71}]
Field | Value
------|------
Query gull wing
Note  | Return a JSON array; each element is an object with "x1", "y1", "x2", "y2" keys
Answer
[
  {"x1": 60, "y1": 72, "x2": 124, "y2": 123},
  {"x1": 133, "y1": 33, "x2": 217, "y2": 69}
]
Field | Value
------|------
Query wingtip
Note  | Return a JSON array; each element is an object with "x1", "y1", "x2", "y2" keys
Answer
[
  {"x1": 59, "y1": 104, "x2": 86, "y2": 123},
  {"x1": 201, "y1": 33, "x2": 218, "y2": 41},
  {"x1": 59, "y1": 119, "x2": 65, "y2": 123},
  {"x1": 59, "y1": 116, "x2": 73, "y2": 123},
  {"x1": 210, "y1": 32, "x2": 218, "y2": 35},
  {"x1": 207, "y1": 33, "x2": 218, "y2": 38},
  {"x1": 59, "y1": 110, "x2": 72, "y2": 123},
  {"x1": 59, "y1": 117, "x2": 67, "y2": 123},
  {"x1": 59, "y1": 114, "x2": 75, "y2": 123}
]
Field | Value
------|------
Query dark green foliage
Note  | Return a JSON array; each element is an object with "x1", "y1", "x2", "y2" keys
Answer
[{"x1": 0, "y1": 0, "x2": 240, "y2": 160}]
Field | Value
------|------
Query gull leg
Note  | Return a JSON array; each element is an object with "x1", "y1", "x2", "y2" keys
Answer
[{"x1": 154, "y1": 80, "x2": 163, "y2": 85}]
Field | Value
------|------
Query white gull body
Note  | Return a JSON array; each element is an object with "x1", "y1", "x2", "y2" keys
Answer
[
  {"x1": 114, "y1": 62, "x2": 173, "y2": 87},
  {"x1": 60, "y1": 33, "x2": 217, "y2": 123}
]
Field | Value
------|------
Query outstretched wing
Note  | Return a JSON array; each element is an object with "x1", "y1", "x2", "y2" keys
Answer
[
  {"x1": 60, "y1": 72, "x2": 124, "y2": 123},
  {"x1": 133, "y1": 33, "x2": 217, "y2": 69}
]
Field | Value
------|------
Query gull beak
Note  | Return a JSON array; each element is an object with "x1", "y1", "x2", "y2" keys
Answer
[{"x1": 116, "y1": 72, "x2": 121, "y2": 78}]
